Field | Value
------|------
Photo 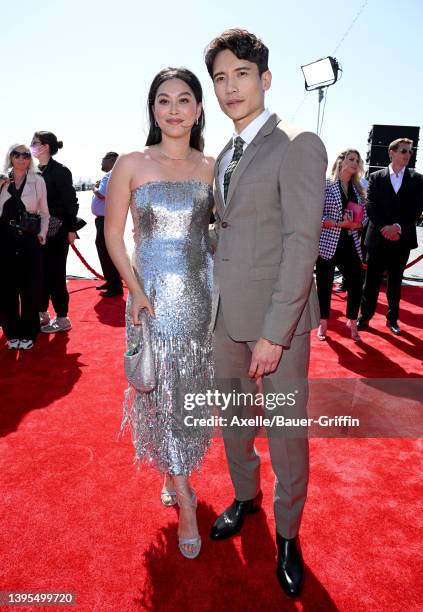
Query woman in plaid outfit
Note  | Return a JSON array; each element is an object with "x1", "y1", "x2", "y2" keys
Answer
[{"x1": 316, "y1": 149, "x2": 368, "y2": 341}]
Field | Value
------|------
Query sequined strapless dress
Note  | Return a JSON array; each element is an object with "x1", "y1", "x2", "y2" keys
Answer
[{"x1": 122, "y1": 180, "x2": 214, "y2": 475}]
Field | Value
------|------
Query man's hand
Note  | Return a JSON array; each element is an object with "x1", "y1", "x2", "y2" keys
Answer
[
  {"x1": 248, "y1": 337, "x2": 283, "y2": 379},
  {"x1": 381, "y1": 225, "x2": 400, "y2": 241}
]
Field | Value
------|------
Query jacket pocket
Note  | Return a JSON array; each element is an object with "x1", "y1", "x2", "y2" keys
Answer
[{"x1": 249, "y1": 264, "x2": 280, "y2": 280}]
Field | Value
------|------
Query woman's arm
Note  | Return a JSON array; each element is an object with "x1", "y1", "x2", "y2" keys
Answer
[
  {"x1": 57, "y1": 165, "x2": 79, "y2": 239},
  {"x1": 104, "y1": 154, "x2": 154, "y2": 324},
  {"x1": 36, "y1": 176, "x2": 50, "y2": 242},
  {"x1": 321, "y1": 185, "x2": 340, "y2": 227}
]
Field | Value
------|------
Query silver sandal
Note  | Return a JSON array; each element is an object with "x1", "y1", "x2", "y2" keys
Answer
[
  {"x1": 177, "y1": 489, "x2": 201, "y2": 559},
  {"x1": 160, "y1": 488, "x2": 177, "y2": 507}
]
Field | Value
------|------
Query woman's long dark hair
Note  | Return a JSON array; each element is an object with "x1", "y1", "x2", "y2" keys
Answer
[
  {"x1": 146, "y1": 67, "x2": 205, "y2": 152},
  {"x1": 33, "y1": 131, "x2": 63, "y2": 156}
]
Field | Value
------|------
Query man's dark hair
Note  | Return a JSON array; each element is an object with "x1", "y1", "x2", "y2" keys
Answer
[
  {"x1": 204, "y1": 28, "x2": 269, "y2": 78},
  {"x1": 103, "y1": 152, "x2": 119, "y2": 159}
]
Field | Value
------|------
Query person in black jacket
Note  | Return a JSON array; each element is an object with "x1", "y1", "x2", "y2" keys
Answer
[
  {"x1": 358, "y1": 138, "x2": 423, "y2": 335},
  {"x1": 30, "y1": 131, "x2": 79, "y2": 333}
]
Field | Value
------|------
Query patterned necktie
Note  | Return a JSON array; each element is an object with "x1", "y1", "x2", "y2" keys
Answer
[{"x1": 223, "y1": 136, "x2": 244, "y2": 203}]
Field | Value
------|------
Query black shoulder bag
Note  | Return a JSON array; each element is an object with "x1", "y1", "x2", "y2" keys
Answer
[{"x1": 11, "y1": 182, "x2": 41, "y2": 236}]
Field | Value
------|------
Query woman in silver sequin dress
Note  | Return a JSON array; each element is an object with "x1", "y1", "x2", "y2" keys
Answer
[{"x1": 105, "y1": 68, "x2": 214, "y2": 559}]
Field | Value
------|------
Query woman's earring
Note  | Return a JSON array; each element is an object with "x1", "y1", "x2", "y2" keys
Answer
[
  {"x1": 195, "y1": 118, "x2": 199, "y2": 126},
  {"x1": 155, "y1": 120, "x2": 159, "y2": 128}
]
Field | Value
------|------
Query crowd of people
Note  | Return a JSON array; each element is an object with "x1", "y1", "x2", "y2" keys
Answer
[
  {"x1": 1, "y1": 26, "x2": 422, "y2": 599},
  {"x1": 1, "y1": 135, "x2": 419, "y2": 350}
]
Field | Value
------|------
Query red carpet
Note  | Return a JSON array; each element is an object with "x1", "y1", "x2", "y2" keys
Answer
[{"x1": 0, "y1": 281, "x2": 422, "y2": 611}]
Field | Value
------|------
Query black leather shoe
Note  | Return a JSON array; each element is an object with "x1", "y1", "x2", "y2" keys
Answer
[
  {"x1": 357, "y1": 317, "x2": 369, "y2": 330},
  {"x1": 99, "y1": 289, "x2": 123, "y2": 297},
  {"x1": 386, "y1": 321, "x2": 401, "y2": 335},
  {"x1": 96, "y1": 283, "x2": 108, "y2": 290},
  {"x1": 276, "y1": 533, "x2": 304, "y2": 597},
  {"x1": 210, "y1": 490, "x2": 263, "y2": 540}
]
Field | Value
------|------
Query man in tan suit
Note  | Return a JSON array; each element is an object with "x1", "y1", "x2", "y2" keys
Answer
[{"x1": 204, "y1": 29, "x2": 327, "y2": 597}]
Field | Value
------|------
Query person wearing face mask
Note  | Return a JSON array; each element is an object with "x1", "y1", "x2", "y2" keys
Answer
[
  {"x1": 358, "y1": 138, "x2": 423, "y2": 335},
  {"x1": 30, "y1": 131, "x2": 79, "y2": 333},
  {"x1": 0, "y1": 145, "x2": 49, "y2": 349},
  {"x1": 316, "y1": 149, "x2": 368, "y2": 342}
]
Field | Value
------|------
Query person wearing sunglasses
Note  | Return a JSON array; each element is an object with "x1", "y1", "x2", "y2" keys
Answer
[
  {"x1": 30, "y1": 131, "x2": 79, "y2": 334},
  {"x1": 0, "y1": 145, "x2": 49, "y2": 350},
  {"x1": 358, "y1": 138, "x2": 423, "y2": 335}
]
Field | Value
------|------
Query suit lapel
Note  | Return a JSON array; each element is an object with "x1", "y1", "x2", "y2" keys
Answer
[
  {"x1": 214, "y1": 138, "x2": 232, "y2": 217},
  {"x1": 223, "y1": 114, "x2": 280, "y2": 216},
  {"x1": 334, "y1": 181, "x2": 343, "y2": 209},
  {"x1": 381, "y1": 167, "x2": 396, "y2": 197},
  {"x1": 397, "y1": 167, "x2": 411, "y2": 194}
]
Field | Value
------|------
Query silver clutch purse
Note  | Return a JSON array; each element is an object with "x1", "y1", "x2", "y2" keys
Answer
[{"x1": 124, "y1": 309, "x2": 155, "y2": 392}]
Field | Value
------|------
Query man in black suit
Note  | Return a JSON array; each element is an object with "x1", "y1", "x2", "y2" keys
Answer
[{"x1": 358, "y1": 138, "x2": 423, "y2": 335}]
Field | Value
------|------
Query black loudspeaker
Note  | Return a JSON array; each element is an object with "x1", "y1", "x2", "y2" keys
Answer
[{"x1": 366, "y1": 124, "x2": 419, "y2": 176}]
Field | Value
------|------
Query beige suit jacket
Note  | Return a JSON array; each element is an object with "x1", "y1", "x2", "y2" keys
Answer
[{"x1": 212, "y1": 114, "x2": 327, "y2": 347}]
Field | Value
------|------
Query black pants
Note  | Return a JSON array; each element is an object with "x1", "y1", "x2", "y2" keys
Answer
[
  {"x1": 39, "y1": 225, "x2": 69, "y2": 317},
  {"x1": 0, "y1": 228, "x2": 42, "y2": 340},
  {"x1": 316, "y1": 232, "x2": 363, "y2": 320},
  {"x1": 360, "y1": 243, "x2": 410, "y2": 324},
  {"x1": 95, "y1": 216, "x2": 122, "y2": 291}
]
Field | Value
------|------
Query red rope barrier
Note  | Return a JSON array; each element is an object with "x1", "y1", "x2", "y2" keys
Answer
[
  {"x1": 70, "y1": 243, "x2": 104, "y2": 280},
  {"x1": 404, "y1": 253, "x2": 423, "y2": 270},
  {"x1": 70, "y1": 241, "x2": 421, "y2": 282}
]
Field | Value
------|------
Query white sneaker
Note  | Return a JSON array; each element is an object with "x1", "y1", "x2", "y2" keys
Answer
[
  {"x1": 19, "y1": 339, "x2": 34, "y2": 350},
  {"x1": 39, "y1": 311, "x2": 50, "y2": 326},
  {"x1": 7, "y1": 339, "x2": 20, "y2": 349},
  {"x1": 41, "y1": 317, "x2": 72, "y2": 334}
]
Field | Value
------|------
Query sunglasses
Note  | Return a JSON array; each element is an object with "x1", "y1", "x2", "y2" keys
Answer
[
  {"x1": 398, "y1": 148, "x2": 413, "y2": 155},
  {"x1": 11, "y1": 150, "x2": 31, "y2": 159}
]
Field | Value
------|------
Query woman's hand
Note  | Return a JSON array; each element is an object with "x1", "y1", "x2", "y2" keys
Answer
[
  {"x1": 322, "y1": 219, "x2": 337, "y2": 229},
  {"x1": 68, "y1": 231, "x2": 77, "y2": 244},
  {"x1": 131, "y1": 289, "x2": 155, "y2": 324},
  {"x1": 38, "y1": 234, "x2": 46, "y2": 245}
]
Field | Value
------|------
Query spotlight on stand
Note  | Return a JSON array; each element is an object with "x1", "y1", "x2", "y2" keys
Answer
[{"x1": 301, "y1": 56, "x2": 341, "y2": 135}]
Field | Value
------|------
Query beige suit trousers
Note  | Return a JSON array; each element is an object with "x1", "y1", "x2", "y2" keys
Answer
[{"x1": 213, "y1": 304, "x2": 310, "y2": 539}]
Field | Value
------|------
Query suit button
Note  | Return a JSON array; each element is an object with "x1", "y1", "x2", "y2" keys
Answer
[{"x1": 221, "y1": 221, "x2": 229, "y2": 228}]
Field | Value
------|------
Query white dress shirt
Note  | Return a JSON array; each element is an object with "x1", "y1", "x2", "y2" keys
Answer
[
  {"x1": 389, "y1": 164, "x2": 406, "y2": 194},
  {"x1": 388, "y1": 164, "x2": 406, "y2": 233},
  {"x1": 218, "y1": 108, "x2": 271, "y2": 200}
]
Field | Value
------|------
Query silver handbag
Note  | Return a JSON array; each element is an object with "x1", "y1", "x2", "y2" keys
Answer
[{"x1": 124, "y1": 310, "x2": 155, "y2": 392}]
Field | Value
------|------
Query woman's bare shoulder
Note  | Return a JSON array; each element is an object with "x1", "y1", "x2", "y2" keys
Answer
[
  {"x1": 117, "y1": 149, "x2": 152, "y2": 165},
  {"x1": 199, "y1": 153, "x2": 215, "y2": 183}
]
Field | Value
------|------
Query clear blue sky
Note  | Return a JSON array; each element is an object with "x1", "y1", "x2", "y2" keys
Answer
[{"x1": 1, "y1": 0, "x2": 422, "y2": 180}]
